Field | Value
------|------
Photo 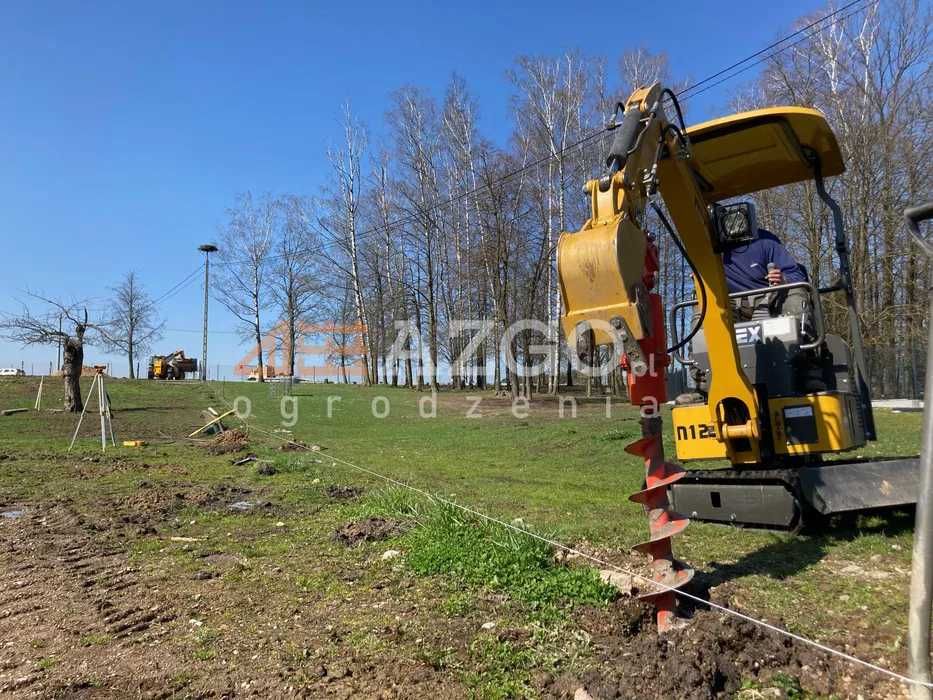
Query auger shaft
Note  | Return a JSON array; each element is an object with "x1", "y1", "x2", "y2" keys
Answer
[
  {"x1": 622, "y1": 292, "x2": 694, "y2": 632},
  {"x1": 627, "y1": 415, "x2": 694, "y2": 632}
]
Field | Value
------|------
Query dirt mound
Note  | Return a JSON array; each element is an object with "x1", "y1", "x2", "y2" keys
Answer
[
  {"x1": 332, "y1": 517, "x2": 406, "y2": 546},
  {"x1": 205, "y1": 429, "x2": 248, "y2": 455},
  {"x1": 553, "y1": 600, "x2": 835, "y2": 700},
  {"x1": 187, "y1": 483, "x2": 255, "y2": 508},
  {"x1": 118, "y1": 487, "x2": 186, "y2": 525},
  {"x1": 326, "y1": 484, "x2": 363, "y2": 501}
]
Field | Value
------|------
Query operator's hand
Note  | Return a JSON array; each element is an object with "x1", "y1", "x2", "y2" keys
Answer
[{"x1": 767, "y1": 267, "x2": 785, "y2": 286}]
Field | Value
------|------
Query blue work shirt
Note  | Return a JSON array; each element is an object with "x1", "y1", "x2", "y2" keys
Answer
[{"x1": 722, "y1": 229, "x2": 807, "y2": 293}]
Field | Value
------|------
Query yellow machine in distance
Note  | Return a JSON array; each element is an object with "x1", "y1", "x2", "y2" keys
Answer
[{"x1": 147, "y1": 350, "x2": 198, "y2": 380}]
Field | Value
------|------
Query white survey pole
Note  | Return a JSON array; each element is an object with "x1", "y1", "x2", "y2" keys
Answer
[{"x1": 906, "y1": 202, "x2": 933, "y2": 700}]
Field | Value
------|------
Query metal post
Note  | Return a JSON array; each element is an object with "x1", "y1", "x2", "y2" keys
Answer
[
  {"x1": 905, "y1": 202, "x2": 933, "y2": 700},
  {"x1": 56, "y1": 314, "x2": 62, "y2": 373},
  {"x1": 812, "y1": 159, "x2": 876, "y2": 440},
  {"x1": 98, "y1": 372, "x2": 106, "y2": 452},
  {"x1": 198, "y1": 244, "x2": 218, "y2": 381}
]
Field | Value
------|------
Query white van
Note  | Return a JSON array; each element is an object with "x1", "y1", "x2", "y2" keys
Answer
[{"x1": 0, "y1": 368, "x2": 25, "y2": 377}]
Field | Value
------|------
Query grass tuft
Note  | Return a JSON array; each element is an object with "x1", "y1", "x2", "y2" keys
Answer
[
  {"x1": 357, "y1": 486, "x2": 434, "y2": 519},
  {"x1": 465, "y1": 637, "x2": 535, "y2": 699},
  {"x1": 402, "y1": 502, "x2": 615, "y2": 610}
]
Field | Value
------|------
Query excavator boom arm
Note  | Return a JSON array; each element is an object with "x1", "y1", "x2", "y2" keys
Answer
[{"x1": 557, "y1": 83, "x2": 761, "y2": 462}]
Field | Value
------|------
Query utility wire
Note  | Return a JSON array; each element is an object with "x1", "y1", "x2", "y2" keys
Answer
[
  {"x1": 148, "y1": 264, "x2": 205, "y2": 307},
  {"x1": 2, "y1": 265, "x2": 204, "y2": 329},
  {"x1": 212, "y1": 128, "x2": 609, "y2": 268},
  {"x1": 90, "y1": 264, "x2": 205, "y2": 322},
  {"x1": 675, "y1": 0, "x2": 872, "y2": 98},
  {"x1": 164, "y1": 327, "x2": 239, "y2": 335},
  {"x1": 677, "y1": 0, "x2": 878, "y2": 102},
  {"x1": 115, "y1": 264, "x2": 205, "y2": 323}
]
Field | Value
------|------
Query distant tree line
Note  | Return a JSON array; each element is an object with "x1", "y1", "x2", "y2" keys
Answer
[
  {"x1": 212, "y1": 1, "x2": 929, "y2": 399},
  {"x1": 212, "y1": 48, "x2": 690, "y2": 396}
]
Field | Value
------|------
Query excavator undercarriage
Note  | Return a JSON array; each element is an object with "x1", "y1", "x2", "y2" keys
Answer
[{"x1": 671, "y1": 458, "x2": 920, "y2": 531}]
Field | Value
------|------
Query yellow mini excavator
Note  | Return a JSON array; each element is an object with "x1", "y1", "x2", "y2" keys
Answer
[
  {"x1": 557, "y1": 83, "x2": 919, "y2": 629},
  {"x1": 147, "y1": 350, "x2": 198, "y2": 380}
]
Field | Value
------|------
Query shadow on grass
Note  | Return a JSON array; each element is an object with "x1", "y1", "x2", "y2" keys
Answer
[{"x1": 689, "y1": 507, "x2": 915, "y2": 598}]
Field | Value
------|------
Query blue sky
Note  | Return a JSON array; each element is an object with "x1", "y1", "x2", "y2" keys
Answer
[{"x1": 1, "y1": 0, "x2": 826, "y2": 376}]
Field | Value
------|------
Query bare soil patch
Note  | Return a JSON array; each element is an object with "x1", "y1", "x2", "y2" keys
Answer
[
  {"x1": 332, "y1": 517, "x2": 407, "y2": 547},
  {"x1": 0, "y1": 499, "x2": 182, "y2": 697},
  {"x1": 0, "y1": 483, "x2": 462, "y2": 698},
  {"x1": 542, "y1": 596, "x2": 903, "y2": 700},
  {"x1": 204, "y1": 428, "x2": 249, "y2": 455},
  {"x1": 325, "y1": 484, "x2": 363, "y2": 501}
]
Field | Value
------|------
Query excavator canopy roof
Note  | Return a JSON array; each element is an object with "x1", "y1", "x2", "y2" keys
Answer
[{"x1": 684, "y1": 106, "x2": 844, "y2": 202}]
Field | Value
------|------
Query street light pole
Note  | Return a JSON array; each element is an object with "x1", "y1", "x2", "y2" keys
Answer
[{"x1": 198, "y1": 244, "x2": 218, "y2": 381}]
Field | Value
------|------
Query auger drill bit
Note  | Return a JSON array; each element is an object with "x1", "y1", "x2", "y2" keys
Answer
[{"x1": 626, "y1": 414, "x2": 694, "y2": 632}]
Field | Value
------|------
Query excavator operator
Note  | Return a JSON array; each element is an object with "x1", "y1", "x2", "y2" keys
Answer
[{"x1": 719, "y1": 202, "x2": 808, "y2": 321}]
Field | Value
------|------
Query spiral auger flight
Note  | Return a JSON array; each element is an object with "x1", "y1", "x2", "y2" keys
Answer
[{"x1": 626, "y1": 416, "x2": 693, "y2": 632}]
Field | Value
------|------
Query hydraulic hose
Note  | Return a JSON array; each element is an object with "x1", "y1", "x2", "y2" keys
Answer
[
  {"x1": 650, "y1": 202, "x2": 707, "y2": 354},
  {"x1": 660, "y1": 88, "x2": 689, "y2": 138}
]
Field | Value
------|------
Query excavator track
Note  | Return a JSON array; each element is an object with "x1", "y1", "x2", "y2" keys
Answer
[
  {"x1": 669, "y1": 457, "x2": 921, "y2": 530},
  {"x1": 669, "y1": 468, "x2": 803, "y2": 530}
]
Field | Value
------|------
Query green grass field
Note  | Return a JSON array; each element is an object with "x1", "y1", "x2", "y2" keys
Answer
[
  {"x1": 228, "y1": 381, "x2": 922, "y2": 647},
  {"x1": 0, "y1": 376, "x2": 923, "y2": 697}
]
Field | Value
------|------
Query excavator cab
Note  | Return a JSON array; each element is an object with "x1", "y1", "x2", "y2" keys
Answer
[{"x1": 658, "y1": 107, "x2": 917, "y2": 528}]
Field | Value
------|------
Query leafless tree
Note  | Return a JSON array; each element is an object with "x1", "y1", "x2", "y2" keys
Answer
[
  {"x1": 509, "y1": 53, "x2": 595, "y2": 393},
  {"x1": 617, "y1": 47, "x2": 690, "y2": 100},
  {"x1": 214, "y1": 192, "x2": 276, "y2": 382},
  {"x1": 99, "y1": 272, "x2": 164, "y2": 379},
  {"x1": 371, "y1": 151, "x2": 409, "y2": 386},
  {"x1": 1, "y1": 296, "x2": 94, "y2": 411},
  {"x1": 320, "y1": 105, "x2": 374, "y2": 386},
  {"x1": 325, "y1": 287, "x2": 361, "y2": 384},
  {"x1": 388, "y1": 87, "x2": 444, "y2": 392},
  {"x1": 268, "y1": 195, "x2": 321, "y2": 377}
]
